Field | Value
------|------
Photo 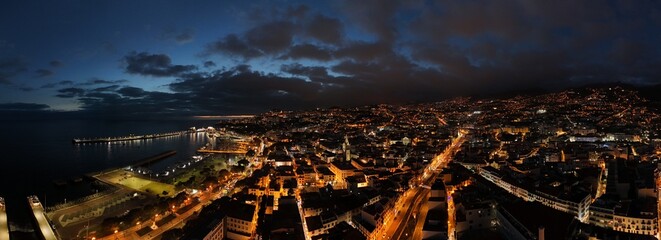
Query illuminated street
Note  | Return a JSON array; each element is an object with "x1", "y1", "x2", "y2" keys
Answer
[
  {"x1": 0, "y1": 197, "x2": 9, "y2": 240},
  {"x1": 30, "y1": 196, "x2": 59, "y2": 240},
  {"x1": 381, "y1": 133, "x2": 465, "y2": 240}
]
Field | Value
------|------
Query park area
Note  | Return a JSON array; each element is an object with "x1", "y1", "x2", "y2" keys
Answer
[{"x1": 95, "y1": 169, "x2": 177, "y2": 197}]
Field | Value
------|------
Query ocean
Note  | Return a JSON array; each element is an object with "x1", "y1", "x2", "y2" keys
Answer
[{"x1": 0, "y1": 118, "x2": 217, "y2": 238}]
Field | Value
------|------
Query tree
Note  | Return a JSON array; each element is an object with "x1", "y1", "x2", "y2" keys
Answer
[
  {"x1": 237, "y1": 158, "x2": 250, "y2": 167},
  {"x1": 246, "y1": 149, "x2": 256, "y2": 157},
  {"x1": 202, "y1": 176, "x2": 218, "y2": 188},
  {"x1": 218, "y1": 169, "x2": 231, "y2": 180}
]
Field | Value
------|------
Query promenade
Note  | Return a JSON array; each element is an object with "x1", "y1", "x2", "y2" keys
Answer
[{"x1": 0, "y1": 197, "x2": 9, "y2": 240}]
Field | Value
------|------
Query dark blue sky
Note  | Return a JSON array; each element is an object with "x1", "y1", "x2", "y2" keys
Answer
[{"x1": 1, "y1": 0, "x2": 660, "y2": 116}]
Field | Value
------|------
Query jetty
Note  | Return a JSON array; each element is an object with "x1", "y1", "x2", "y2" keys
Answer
[
  {"x1": 72, "y1": 130, "x2": 194, "y2": 144},
  {"x1": 28, "y1": 196, "x2": 59, "y2": 240},
  {"x1": 132, "y1": 150, "x2": 177, "y2": 168},
  {"x1": 0, "y1": 197, "x2": 8, "y2": 240}
]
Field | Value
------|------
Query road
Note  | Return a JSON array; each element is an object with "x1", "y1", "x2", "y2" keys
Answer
[
  {"x1": 97, "y1": 177, "x2": 241, "y2": 240},
  {"x1": 1, "y1": 198, "x2": 9, "y2": 240},
  {"x1": 32, "y1": 205, "x2": 58, "y2": 240},
  {"x1": 47, "y1": 188, "x2": 141, "y2": 238},
  {"x1": 412, "y1": 193, "x2": 430, "y2": 240},
  {"x1": 380, "y1": 131, "x2": 465, "y2": 240}
]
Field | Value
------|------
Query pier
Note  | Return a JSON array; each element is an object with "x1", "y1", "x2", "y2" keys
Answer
[
  {"x1": 197, "y1": 149, "x2": 247, "y2": 154},
  {"x1": 132, "y1": 150, "x2": 176, "y2": 168},
  {"x1": 0, "y1": 197, "x2": 8, "y2": 240},
  {"x1": 28, "y1": 196, "x2": 59, "y2": 240},
  {"x1": 72, "y1": 130, "x2": 194, "y2": 144}
]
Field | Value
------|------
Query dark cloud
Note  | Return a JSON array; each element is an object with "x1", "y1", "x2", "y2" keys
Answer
[
  {"x1": 0, "y1": 57, "x2": 27, "y2": 84},
  {"x1": 370, "y1": 0, "x2": 661, "y2": 92},
  {"x1": 204, "y1": 6, "x2": 345, "y2": 63},
  {"x1": 91, "y1": 85, "x2": 120, "y2": 92},
  {"x1": 203, "y1": 60, "x2": 216, "y2": 68},
  {"x1": 162, "y1": 28, "x2": 195, "y2": 44},
  {"x1": 19, "y1": 86, "x2": 34, "y2": 92},
  {"x1": 244, "y1": 21, "x2": 296, "y2": 54},
  {"x1": 285, "y1": 5, "x2": 309, "y2": 20},
  {"x1": 279, "y1": 44, "x2": 333, "y2": 61},
  {"x1": 335, "y1": 41, "x2": 392, "y2": 62},
  {"x1": 281, "y1": 63, "x2": 333, "y2": 83},
  {"x1": 306, "y1": 14, "x2": 343, "y2": 44},
  {"x1": 49, "y1": 60, "x2": 63, "y2": 67},
  {"x1": 0, "y1": 102, "x2": 50, "y2": 111},
  {"x1": 175, "y1": 30, "x2": 194, "y2": 44},
  {"x1": 117, "y1": 86, "x2": 146, "y2": 98},
  {"x1": 206, "y1": 34, "x2": 262, "y2": 59},
  {"x1": 41, "y1": 80, "x2": 73, "y2": 89},
  {"x1": 124, "y1": 51, "x2": 196, "y2": 77},
  {"x1": 12, "y1": 1, "x2": 661, "y2": 117},
  {"x1": 338, "y1": 0, "x2": 402, "y2": 43},
  {"x1": 35, "y1": 69, "x2": 54, "y2": 78},
  {"x1": 78, "y1": 78, "x2": 129, "y2": 86},
  {"x1": 56, "y1": 87, "x2": 85, "y2": 98}
]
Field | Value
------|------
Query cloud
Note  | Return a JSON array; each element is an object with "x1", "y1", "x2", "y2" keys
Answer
[
  {"x1": 279, "y1": 44, "x2": 333, "y2": 61},
  {"x1": 91, "y1": 85, "x2": 120, "y2": 92},
  {"x1": 0, "y1": 102, "x2": 50, "y2": 111},
  {"x1": 41, "y1": 80, "x2": 74, "y2": 89},
  {"x1": 49, "y1": 60, "x2": 63, "y2": 67},
  {"x1": 123, "y1": 52, "x2": 196, "y2": 77},
  {"x1": 19, "y1": 86, "x2": 34, "y2": 92},
  {"x1": 56, "y1": 87, "x2": 85, "y2": 98},
  {"x1": 0, "y1": 57, "x2": 27, "y2": 84},
  {"x1": 117, "y1": 86, "x2": 146, "y2": 98},
  {"x1": 203, "y1": 60, "x2": 216, "y2": 68},
  {"x1": 244, "y1": 21, "x2": 295, "y2": 53},
  {"x1": 204, "y1": 6, "x2": 347, "y2": 63},
  {"x1": 285, "y1": 5, "x2": 309, "y2": 20},
  {"x1": 206, "y1": 34, "x2": 262, "y2": 59},
  {"x1": 175, "y1": 30, "x2": 195, "y2": 44},
  {"x1": 338, "y1": 0, "x2": 402, "y2": 43},
  {"x1": 162, "y1": 28, "x2": 195, "y2": 44},
  {"x1": 13, "y1": 1, "x2": 661, "y2": 117},
  {"x1": 206, "y1": 19, "x2": 297, "y2": 59},
  {"x1": 77, "y1": 78, "x2": 129, "y2": 86},
  {"x1": 280, "y1": 63, "x2": 336, "y2": 84},
  {"x1": 335, "y1": 41, "x2": 392, "y2": 62},
  {"x1": 305, "y1": 14, "x2": 343, "y2": 44},
  {"x1": 35, "y1": 69, "x2": 54, "y2": 78}
]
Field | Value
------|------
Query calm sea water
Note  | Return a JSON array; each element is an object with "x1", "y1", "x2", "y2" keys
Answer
[{"x1": 0, "y1": 119, "x2": 216, "y2": 237}]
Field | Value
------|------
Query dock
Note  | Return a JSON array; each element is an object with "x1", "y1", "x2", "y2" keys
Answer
[
  {"x1": 0, "y1": 197, "x2": 8, "y2": 240},
  {"x1": 28, "y1": 196, "x2": 59, "y2": 240},
  {"x1": 72, "y1": 130, "x2": 193, "y2": 144},
  {"x1": 131, "y1": 150, "x2": 177, "y2": 168}
]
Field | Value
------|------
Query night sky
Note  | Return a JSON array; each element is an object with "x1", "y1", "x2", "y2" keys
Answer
[{"x1": 1, "y1": 0, "x2": 660, "y2": 117}]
